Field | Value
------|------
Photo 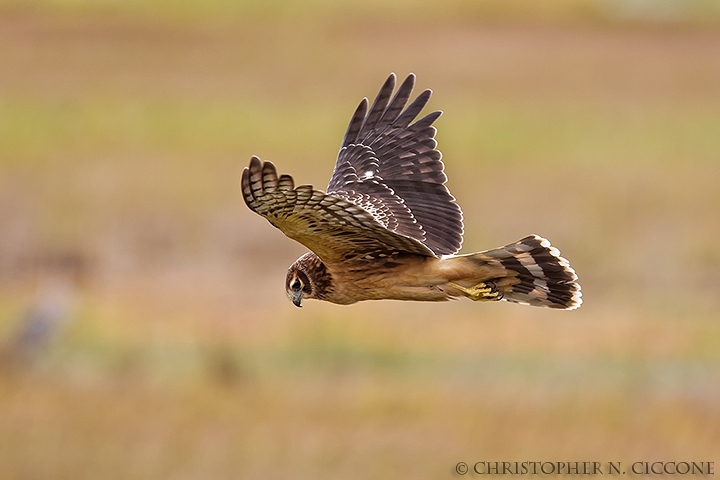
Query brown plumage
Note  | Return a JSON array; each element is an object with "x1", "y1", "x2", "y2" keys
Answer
[{"x1": 242, "y1": 73, "x2": 582, "y2": 310}]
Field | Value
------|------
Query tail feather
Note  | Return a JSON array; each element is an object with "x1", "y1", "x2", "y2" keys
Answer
[{"x1": 457, "y1": 235, "x2": 582, "y2": 310}]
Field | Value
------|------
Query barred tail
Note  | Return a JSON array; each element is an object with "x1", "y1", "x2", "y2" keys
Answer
[{"x1": 452, "y1": 235, "x2": 582, "y2": 310}]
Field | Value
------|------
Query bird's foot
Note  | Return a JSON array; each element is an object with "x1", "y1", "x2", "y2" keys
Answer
[{"x1": 449, "y1": 281, "x2": 503, "y2": 302}]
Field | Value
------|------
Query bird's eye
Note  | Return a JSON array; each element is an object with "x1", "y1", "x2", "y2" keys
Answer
[{"x1": 291, "y1": 279, "x2": 302, "y2": 290}]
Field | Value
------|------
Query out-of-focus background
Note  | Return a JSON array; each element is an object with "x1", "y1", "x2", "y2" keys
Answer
[{"x1": 1, "y1": 0, "x2": 719, "y2": 478}]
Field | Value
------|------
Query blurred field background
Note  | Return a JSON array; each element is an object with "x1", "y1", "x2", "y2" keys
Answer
[{"x1": 1, "y1": 0, "x2": 720, "y2": 478}]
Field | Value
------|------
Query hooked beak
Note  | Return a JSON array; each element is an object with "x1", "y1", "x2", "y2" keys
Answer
[{"x1": 290, "y1": 289, "x2": 303, "y2": 307}]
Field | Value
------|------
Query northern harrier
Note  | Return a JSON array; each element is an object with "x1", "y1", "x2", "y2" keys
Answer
[{"x1": 241, "y1": 74, "x2": 582, "y2": 309}]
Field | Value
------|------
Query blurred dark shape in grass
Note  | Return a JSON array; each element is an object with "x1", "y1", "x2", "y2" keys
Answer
[{"x1": 0, "y1": 252, "x2": 83, "y2": 372}]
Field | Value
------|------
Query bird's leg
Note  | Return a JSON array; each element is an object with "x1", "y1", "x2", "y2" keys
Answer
[{"x1": 448, "y1": 280, "x2": 503, "y2": 301}]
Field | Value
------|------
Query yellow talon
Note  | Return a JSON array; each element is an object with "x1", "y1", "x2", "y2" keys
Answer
[{"x1": 448, "y1": 281, "x2": 502, "y2": 302}]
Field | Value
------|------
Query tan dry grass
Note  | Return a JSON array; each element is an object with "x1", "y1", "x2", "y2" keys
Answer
[{"x1": 1, "y1": 5, "x2": 720, "y2": 478}]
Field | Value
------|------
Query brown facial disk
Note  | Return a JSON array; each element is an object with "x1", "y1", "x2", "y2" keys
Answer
[{"x1": 285, "y1": 253, "x2": 334, "y2": 307}]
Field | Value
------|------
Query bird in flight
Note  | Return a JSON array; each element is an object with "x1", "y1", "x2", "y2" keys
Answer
[{"x1": 241, "y1": 73, "x2": 581, "y2": 310}]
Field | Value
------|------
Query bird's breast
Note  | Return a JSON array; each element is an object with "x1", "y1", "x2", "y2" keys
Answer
[{"x1": 322, "y1": 255, "x2": 449, "y2": 303}]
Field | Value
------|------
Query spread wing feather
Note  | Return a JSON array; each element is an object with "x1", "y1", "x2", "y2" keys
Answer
[
  {"x1": 327, "y1": 73, "x2": 464, "y2": 256},
  {"x1": 242, "y1": 157, "x2": 434, "y2": 264}
]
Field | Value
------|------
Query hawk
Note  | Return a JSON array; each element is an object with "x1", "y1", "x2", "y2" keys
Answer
[{"x1": 241, "y1": 74, "x2": 582, "y2": 310}]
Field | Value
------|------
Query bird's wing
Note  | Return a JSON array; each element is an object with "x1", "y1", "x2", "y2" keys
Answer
[
  {"x1": 326, "y1": 73, "x2": 464, "y2": 256},
  {"x1": 242, "y1": 157, "x2": 435, "y2": 264}
]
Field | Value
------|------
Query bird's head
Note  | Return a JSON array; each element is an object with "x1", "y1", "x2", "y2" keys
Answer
[
  {"x1": 285, "y1": 252, "x2": 332, "y2": 307},
  {"x1": 285, "y1": 269, "x2": 311, "y2": 307}
]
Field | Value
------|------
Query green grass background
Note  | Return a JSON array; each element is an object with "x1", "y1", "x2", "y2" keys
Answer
[{"x1": 1, "y1": 1, "x2": 719, "y2": 478}]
